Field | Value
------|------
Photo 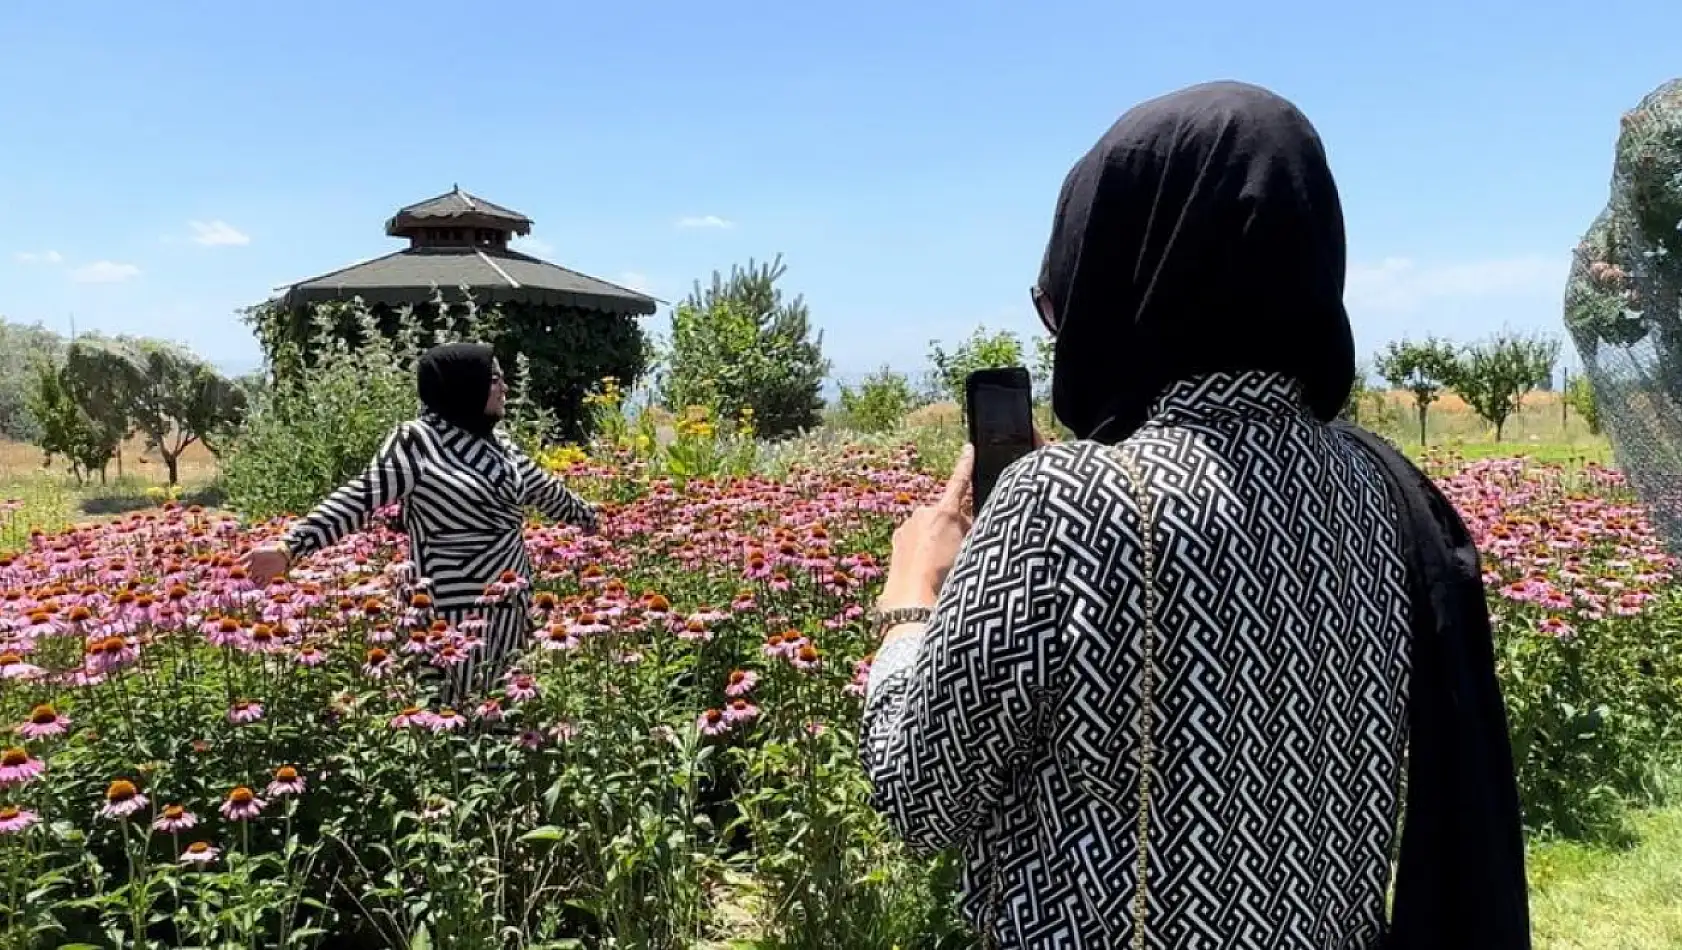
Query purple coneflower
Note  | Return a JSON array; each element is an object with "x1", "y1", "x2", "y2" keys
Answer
[
  {"x1": 724, "y1": 670, "x2": 758, "y2": 698},
  {"x1": 266, "y1": 766, "x2": 306, "y2": 797},
  {"x1": 100, "y1": 779, "x2": 148, "y2": 819},
  {"x1": 219, "y1": 786, "x2": 266, "y2": 821},
  {"x1": 180, "y1": 840, "x2": 220, "y2": 865},
  {"x1": 390, "y1": 705, "x2": 434, "y2": 730},
  {"x1": 18, "y1": 704, "x2": 70, "y2": 739},
  {"x1": 724, "y1": 699, "x2": 760, "y2": 725},
  {"x1": 0, "y1": 651, "x2": 42, "y2": 680},
  {"x1": 505, "y1": 673, "x2": 539, "y2": 702},
  {"x1": 153, "y1": 804, "x2": 198, "y2": 833},
  {"x1": 0, "y1": 804, "x2": 39, "y2": 834},
  {"x1": 0, "y1": 747, "x2": 44, "y2": 787},
  {"x1": 428, "y1": 708, "x2": 467, "y2": 733},
  {"x1": 696, "y1": 709, "x2": 731, "y2": 737},
  {"x1": 227, "y1": 700, "x2": 265, "y2": 725}
]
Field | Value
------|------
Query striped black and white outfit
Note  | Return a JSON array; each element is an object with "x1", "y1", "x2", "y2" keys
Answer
[
  {"x1": 283, "y1": 412, "x2": 597, "y2": 703},
  {"x1": 861, "y1": 372, "x2": 1412, "y2": 948}
]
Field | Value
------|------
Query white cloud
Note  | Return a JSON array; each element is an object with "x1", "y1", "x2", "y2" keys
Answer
[
  {"x1": 14, "y1": 250, "x2": 64, "y2": 265},
  {"x1": 70, "y1": 261, "x2": 141, "y2": 284},
  {"x1": 1345, "y1": 255, "x2": 1567, "y2": 314},
  {"x1": 511, "y1": 236, "x2": 554, "y2": 256},
  {"x1": 675, "y1": 215, "x2": 734, "y2": 230},
  {"x1": 188, "y1": 220, "x2": 250, "y2": 247}
]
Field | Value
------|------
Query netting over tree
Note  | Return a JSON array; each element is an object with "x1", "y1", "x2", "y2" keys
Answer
[{"x1": 1565, "y1": 79, "x2": 1682, "y2": 551}]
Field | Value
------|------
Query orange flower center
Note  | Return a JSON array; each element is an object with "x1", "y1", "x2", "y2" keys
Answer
[
  {"x1": 410, "y1": 594, "x2": 433, "y2": 609},
  {"x1": 0, "y1": 806, "x2": 18, "y2": 821},
  {"x1": 275, "y1": 766, "x2": 299, "y2": 781},
  {"x1": 797, "y1": 645, "x2": 819, "y2": 662},
  {"x1": 68, "y1": 605, "x2": 92, "y2": 621},
  {"x1": 228, "y1": 787, "x2": 254, "y2": 804},
  {"x1": 217, "y1": 619, "x2": 239, "y2": 633},
  {"x1": 704, "y1": 709, "x2": 724, "y2": 724},
  {"x1": 366, "y1": 648, "x2": 388, "y2": 664},
  {"x1": 400, "y1": 705, "x2": 422, "y2": 717},
  {"x1": 0, "y1": 653, "x2": 19, "y2": 666},
  {"x1": 186, "y1": 841, "x2": 211, "y2": 854},
  {"x1": 99, "y1": 636, "x2": 125, "y2": 653},
  {"x1": 106, "y1": 780, "x2": 137, "y2": 802},
  {"x1": 28, "y1": 705, "x2": 56, "y2": 724},
  {"x1": 438, "y1": 708, "x2": 459, "y2": 719},
  {"x1": 1, "y1": 748, "x2": 28, "y2": 767},
  {"x1": 163, "y1": 805, "x2": 185, "y2": 820},
  {"x1": 728, "y1": 671, "x2": 747, "y2": 685}
]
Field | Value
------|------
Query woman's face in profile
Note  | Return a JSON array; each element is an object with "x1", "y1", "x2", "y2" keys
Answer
[{"x1": 486, "y1": 360, "x2": 508, "y2": 418}]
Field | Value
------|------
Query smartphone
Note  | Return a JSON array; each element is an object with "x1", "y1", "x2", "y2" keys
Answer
[{"x1": 965, "y1": 367, "x2": 1036, "y2": 514}]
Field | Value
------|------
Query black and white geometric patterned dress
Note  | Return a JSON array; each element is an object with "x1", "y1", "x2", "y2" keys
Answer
[
  {"x1": 283, "y1": 412, "x2": 597, "y2": 699},
  {"x1": 862, "y1": 371, "x2": 1412, "y2": 949}
]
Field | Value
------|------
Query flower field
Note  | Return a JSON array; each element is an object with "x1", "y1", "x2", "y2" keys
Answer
[{"x1": 1, "y1": 440, "x2": 1681, "y2": 949}]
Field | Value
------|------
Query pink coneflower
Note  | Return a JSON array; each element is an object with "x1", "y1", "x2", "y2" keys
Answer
[
  {"x1": 516, "y1": 728, "x2": 546, "y2": 750},
  {"x1": 0, "y1": 804, "x2": 39, "y2": 834},
  {"x1": 724, "y1": 699, "x2": 760, "y2": 725},
  {"x1": 536, "y1": 625, "x2": 579, "y2": 651},
  {"x1": 0, "y1": 651, "x2": 42, "y2": 680},
  {"x1": 0, "y1": 747, "x2": 45, "y2": 787},
  {"x1": 428, "y1": 708, "x2": 467, "y2": 733},
  {"x1": 153, "y1": 804, "x2": 198, "y2": 833},
  {"x1": 227, "y1": 700, "x2": 265, "y2": 725},
  {"x1": 724, "y1": 670, "x2": 758, "y2": 698},
  {"x1": 294, "y1": 646, "x2": 328, "y2": 667},
  {"x1": 431, "y1": 645, "x2": 471, "y2": 669},
  {"x1": 100, "y1": 779, "x2": 148, "y2": 819},
  {"x1": 179, "y1": 840, "x2": 220, "y2": 865},
  {"x1": 18, "y1": 704, "x2": 70, "y2": 739},
  {"x1": 675, "y1": 617, "x2": 712, "y2": 643},
  {"x1": 421, "y1": 797, "x2": 453, "y2": 821},
  {"x1": 730, "y1": 590, "x2": 757, "y2": 613},
  {"x1": 790, "y1": 642, "x2": 823, "y2": 673},
  {"x1": 390, "y1": 705, "x2": 434, "y2": 730},
  {"x1": 475, "y1": 698, "x2": 504, "y2": 722},
  {"x1": 505, "y1": 673, "x2": 539, "y2": 703},
  {"x1": 266, "y1": 766, "x2": 306, "y2": 798},
  {"x1": 362, "y1": 647, "x2": 394, "y2": 678},
  {"x1": 549, "y1": 720, "x2": 580, "y2": 743},
  {"x1": 567, "y1": 612, "x2": 610, "y2": 637},
  {"x1": 696, "y1": 709, "x2": 731, "y2": 737},
  {"x1": 219, "y1": 786, "x2": 266, "y2": 822}
]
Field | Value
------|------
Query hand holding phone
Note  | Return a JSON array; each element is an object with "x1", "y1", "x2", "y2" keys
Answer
[{"x1": 965, "y1": 367, "x2": 1036, "y2": 514}]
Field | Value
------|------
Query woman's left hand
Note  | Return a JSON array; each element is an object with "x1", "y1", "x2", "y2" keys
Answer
[{"x1": 879, "y1": 446, "x2": 975, "y2": 609}]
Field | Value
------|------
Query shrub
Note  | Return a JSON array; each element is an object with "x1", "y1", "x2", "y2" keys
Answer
[{"x1": 837, "y1": 367, "x2": 919, "y2": 433}]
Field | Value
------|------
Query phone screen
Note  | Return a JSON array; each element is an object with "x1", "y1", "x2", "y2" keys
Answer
[{"x1": 969, "y1": 377, "x2": 1035, "y2": 513}]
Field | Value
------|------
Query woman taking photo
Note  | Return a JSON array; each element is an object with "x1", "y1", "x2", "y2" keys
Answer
[
  {"x1": 862, "y1": 82, "x2": 1529, "y2": 949},
  {"x1": 241, "y1": 342, "x2": 598, "y2": 703}
]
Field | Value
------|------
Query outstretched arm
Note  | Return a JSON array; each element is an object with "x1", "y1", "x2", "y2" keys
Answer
[
  {"x1": 510, "y1": 444, "x2": 598, "y2": 533},
  {"x1": 282, "y1": 424, "x2": 421, "y2": 561},
  {"x1": 859, "y1": 456, "x2": 1064, "y2": 854}
]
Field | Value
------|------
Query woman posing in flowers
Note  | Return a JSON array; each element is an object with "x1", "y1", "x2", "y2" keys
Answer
[
  {"x1": 242, "y1": 342, "x2": 598, "y2": 702},
  {"x1": 862, "y1": 82, "x2": 1528, "y2": 949}
]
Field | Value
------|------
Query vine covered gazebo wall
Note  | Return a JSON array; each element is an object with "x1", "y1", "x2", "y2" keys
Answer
[
  {"x1": 254, "y1": 186, "x2": 658, "y2": 441},
  {"x1": 1565, "y1": 79, "x2": 1682, "y2": 553}
]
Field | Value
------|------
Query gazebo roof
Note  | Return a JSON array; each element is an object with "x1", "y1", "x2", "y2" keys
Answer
[
  {"x1": 275, "y1": 186, "x2": 659, "y2": 315},
  {"x1": 277, "y1": 246, "x2": 659, "y2": 315},
  {"x1": 384, "y1": 186, "x2": 533, "y2": 239}
]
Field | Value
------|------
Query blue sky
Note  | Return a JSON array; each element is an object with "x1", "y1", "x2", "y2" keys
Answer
[{"x1": 2, "y1": 1, "x2": 1679, "y2": 385}]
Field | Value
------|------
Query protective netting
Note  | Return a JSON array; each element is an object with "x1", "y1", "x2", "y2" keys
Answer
[{"x1": 1565, "y1": 79, "x2": 1682, "y2": 553}]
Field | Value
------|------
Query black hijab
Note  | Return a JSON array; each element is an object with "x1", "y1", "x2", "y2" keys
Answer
[
  {"x1": 417, "y1": 342, "x2": 498, "y2": 439},
  {"x1": 1039, "y1": 82, "x2": 1530, "y2": 948},
  {"x1": 1038, "y1": 80, "x2": 1354, "y2": 443}
]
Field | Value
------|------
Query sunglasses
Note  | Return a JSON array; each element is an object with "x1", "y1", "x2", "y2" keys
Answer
[{"x1": 1030, "y1": 286, "x2": 1056, "y2": 336}]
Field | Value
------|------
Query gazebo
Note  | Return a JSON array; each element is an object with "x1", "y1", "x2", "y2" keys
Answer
[
  {"x1": 277, "y1": 186, "x2": 658, "y2": 315},
  {"x1": 262, "y1": 187, "x2": 658, "y2": 439}
]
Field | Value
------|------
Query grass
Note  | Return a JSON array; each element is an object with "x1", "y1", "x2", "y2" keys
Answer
[
  {"x1": 0, "y1": 437, "x2": 220, "y2": 549},
  {"x1": 1530, "y1": 803, "x2": 1682, "y2": 948}
]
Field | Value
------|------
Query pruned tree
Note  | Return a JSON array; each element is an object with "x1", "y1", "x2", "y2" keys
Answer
[
  {"x1": 1375, "y1": 337, "x2": 1460, "y2": 444},
  {"x1": 1447, "y1": 333, "x2": 1561, "y2": 442},
  {"x1": 66, "y1": 338, "x2": 246, "y2": 484},
  {"x1": 28, "y1": 360, "x2": 122, "y2": 485}
]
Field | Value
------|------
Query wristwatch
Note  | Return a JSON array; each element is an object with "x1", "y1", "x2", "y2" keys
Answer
[{"x1": 869, "y1": 605, "x2": 934, "y2": 639}]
